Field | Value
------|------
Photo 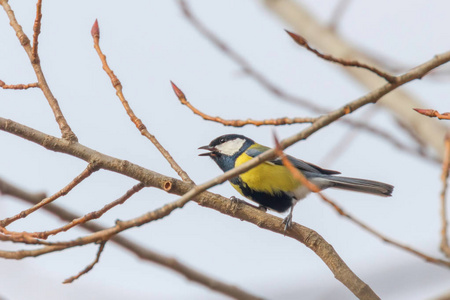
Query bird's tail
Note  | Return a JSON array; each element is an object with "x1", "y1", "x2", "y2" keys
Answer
[{"x1": 312, "y1": 175, "x2": 393, "y2": 197}]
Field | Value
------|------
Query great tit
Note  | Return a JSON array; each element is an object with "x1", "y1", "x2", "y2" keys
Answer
[{"x1": 199, "y1": 134, "x2": 393, "y2": 229}]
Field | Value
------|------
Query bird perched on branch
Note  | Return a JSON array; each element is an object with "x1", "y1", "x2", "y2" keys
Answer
[{"x1": 199, "y1": 134, "x2": 393, "y2": 229}]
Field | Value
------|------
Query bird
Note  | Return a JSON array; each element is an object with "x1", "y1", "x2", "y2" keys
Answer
[{"x1": 199, "y1": 134, "x2": 394, "y2": 229}]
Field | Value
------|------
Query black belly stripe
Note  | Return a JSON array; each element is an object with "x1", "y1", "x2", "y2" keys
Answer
[{"x1": 230, "y1": 177, "x2": 293, "y2": 213}]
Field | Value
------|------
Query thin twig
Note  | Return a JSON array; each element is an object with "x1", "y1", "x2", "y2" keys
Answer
[
  {"x1": 0, "y1": 0, "x2": 77, "y2": 141},
  {"x1": 0, "y1": 81, "x2": 39, "y2": 90},
  {"x1": 90, "y1": 20, "x2": 193, "y2": 184},
  {"x1": 32, "y1": 183, "x2": 145, "y2": 239},
  {"x1": 285, "y1": 30, "x2": 397, "y2": 83},
  {"x1": 171, "y1": 81, "x2": 317, "y2": 126},
  {"x1": 0, "y1": 163, "x2": 99, "y2": 227},
  {"x1": 441, "y1": 135, "x2": 450, "y2": 257},
  {"x1": 63, "y1": 242, "x2": 106, "y2": 284},
  {"x1": 31, "y1": 0, "x2": 43, "y2": 62},
  {"x1": 320, "y1": 196, "x2": 450, "y2": 267},
  {"x1": 414, "y1": 108, "x2": 450, "y2": 120}
]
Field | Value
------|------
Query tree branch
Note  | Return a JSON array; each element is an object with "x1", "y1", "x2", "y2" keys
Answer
[
  {"x1": 285, "y1": 30, "x2": 397, "y2": 82},
  {"x1": 171, "y1": 81, "x2": 317, "y2": 126},
  {"x1": 0, "y1": 0, "x2": 77, "y2": 141},
  {"x1": 90, "y1": 20, "x2": 193, "y2": 183},
  {"x1": 63, "y1": 242, "x2": 106, "y2": 284},
  {"x1": 0, "y1": 164, "x2": 99, "y2": 227}
]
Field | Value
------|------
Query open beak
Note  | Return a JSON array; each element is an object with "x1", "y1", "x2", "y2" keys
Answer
[{"x1": 198, "y1": 145, "x2": 216, "y2": 156}]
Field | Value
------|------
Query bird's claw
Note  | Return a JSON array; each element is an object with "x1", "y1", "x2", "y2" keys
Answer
[
  {"x1": 230, "y1": 196, "x2": 244, "y2": 204},
  {"x1": 258, "y1": 205, "x2": 268, "y2": 212},
  {"x1": 282, "y1": 214, "x2": 293, "y2": 232}
]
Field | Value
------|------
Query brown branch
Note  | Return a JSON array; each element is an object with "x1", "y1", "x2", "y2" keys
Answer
[
  {"x1": 0, "y1": 230, "x2": 50, "y2": 245},
  {"x1": 176, "y1": 0, "x2": 434, "y2": 165},
  {"x1": 31, "y1": 0, "x2": 42, "y2": 62},
  {"x1": 0, "y1": 0, "x2": 77, "y2": 141},
  {"x1": 0, "y1": 81, "x2": 39, "y2": 90},
  {"x1": 285, "y1": 30, "x2": 397, "y2": 83},
  {"x1": 63, "y1": 242, "x2": 106, "y2": 284},
  {"x1": 414, "y1": 108, "x2": 450, "y2": 120},
  {"x1": 90, "y1": 20, "x2": 192, "y2": 184},
  {"x1": 441, "y1": 135, "x2": 450, "y2": 257},
  {"x1": 32, "y1": 183, "x2": 145, "y2": 239},
  {"x1": 171, "y1": 81, "x2": 317, "y2": 126},
  {"x1": 0, "y1": 179, "x2": 263, "y2": 300},
  {"x1": 0, "y1": 163, "x2": 99, "y2": 227}
]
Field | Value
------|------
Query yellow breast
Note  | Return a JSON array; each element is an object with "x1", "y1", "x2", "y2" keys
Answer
[{"x1": 234, "y1": 152, "x2": 301, "y2": 195}]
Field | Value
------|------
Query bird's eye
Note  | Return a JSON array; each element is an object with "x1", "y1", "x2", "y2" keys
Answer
[{"x1": 219, "y1": 138, "x2": 225, "y2": 143}]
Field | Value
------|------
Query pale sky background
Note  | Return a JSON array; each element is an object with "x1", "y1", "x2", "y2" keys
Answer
[{"x1": 1, "y1": 1, "x2": 450, "y2": 299}]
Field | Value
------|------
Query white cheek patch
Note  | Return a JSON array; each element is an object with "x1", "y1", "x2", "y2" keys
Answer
[{"x1": 216, "y1": 138, "x2": 246, "y2": 156}]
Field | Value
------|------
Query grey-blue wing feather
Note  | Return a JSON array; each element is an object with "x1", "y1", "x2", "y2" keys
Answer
[{"x1": 245, "y1": 146, "x2": 340, "y2": 175}]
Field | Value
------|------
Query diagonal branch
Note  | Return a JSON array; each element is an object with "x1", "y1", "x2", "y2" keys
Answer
[
  {"x1": 171, "y1": 81, "x2": 317, "y2": 126},
  {"x1": 0, "y1": 0, "x2": 77, "y2": 141},
  {"x1": 90, "y1": 20, "x2": 193, "y2": 183},
  {"x1": 285, "y1": 30, "x2": 397, "y2": 83},
  {"x1": 320, "y1": 195, "x2": 450, "y2": 267},
  {"x1": 0, "y1": 163, "x2": 99, "y2": 227},
  {"x1": 31, "y1": 183, "x2": 145, "y2": 239},
  {"x1": 63, "y1": 242, "x2": 106, "y2": 284}
]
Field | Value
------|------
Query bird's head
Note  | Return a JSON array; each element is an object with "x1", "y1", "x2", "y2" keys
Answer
[{"x1": 199, "y1": 134, "x2": 255, "y2": 171}]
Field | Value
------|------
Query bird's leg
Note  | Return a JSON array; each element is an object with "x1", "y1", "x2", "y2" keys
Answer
[{"x1": 282, "y1": 206, "x2": 294, "y2": 231}]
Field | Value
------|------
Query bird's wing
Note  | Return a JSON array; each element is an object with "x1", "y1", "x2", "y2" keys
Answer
[{"x1": 246, "y1": 146, "x2": 340, "y2": 175}]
